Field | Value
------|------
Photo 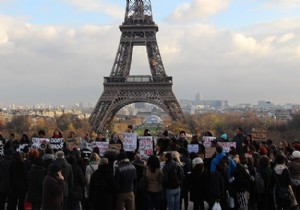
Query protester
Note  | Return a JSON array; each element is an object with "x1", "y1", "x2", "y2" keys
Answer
[
  {"x1": 89, "y1": 158, "x2": 118, "y2": 210},
  {"x1": 42, "y1": 163, "x2": 65, "y2": 210},
  {"x1": 27, "y1": 149, "x2": 46, "y2": 210},
  {"x1": 115, "y1": 151, "x2": 137, "y2": 210}
]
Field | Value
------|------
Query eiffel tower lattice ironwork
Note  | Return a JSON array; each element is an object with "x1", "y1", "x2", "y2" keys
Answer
[{"x1": 90, "y1": 0, "x2": 186, "y2": 131}]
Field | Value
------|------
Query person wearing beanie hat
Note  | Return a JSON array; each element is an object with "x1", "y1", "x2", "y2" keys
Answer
[
  {"x1": 53, "y1": 150, "x2": 73, "y2": 210},
  {"x1": 293, "y1": 143, "x2": 300, "y2": 151},
  {"x1": 259, "y1": 146, "x2": 268, "y2": 156},
  {"x1": 42, "y1": 163, "x2": 64, "y2": 210},
  {"x1": 192, "y1": 157, "x2": 204, "y2": 168},
  {"x1": 190, "y1": 157, "x2": 209, "y2": 210}
]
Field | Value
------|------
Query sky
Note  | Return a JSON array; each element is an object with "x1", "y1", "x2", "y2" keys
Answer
[{"x1": 1, "y1": 0, "x2": 300, "y2": 107}]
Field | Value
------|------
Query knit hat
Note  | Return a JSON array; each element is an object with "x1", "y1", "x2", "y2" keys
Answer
[
  {"x1": 259, "y1": 146, "x2": 268, "y2": 155},
  {"x1": 220, "y1": 133, "x2": 228, "y2": 141},
  {"x1": 293, "y1": 143, "x2": 300, "y2": 151},
  {"x1": 192, "y1": 157, "x2": 203, "y2": 168},
  {"x1": 293, "y1": 151, "x2": 300, "y2": 159},
  {"x1": 28, "y1": 149, "x2": 39, "y2": 159}
]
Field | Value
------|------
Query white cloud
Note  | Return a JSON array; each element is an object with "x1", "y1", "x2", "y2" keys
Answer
[
  {"x1": 278, "y1": 33, "x2": 295, "y2": 43},
  {"x1": 233, "y1": 33, "x2": 273, "y2": 55},
  {"x1": 1, "y1": 15, "x2": 300, "y2": 105},
  {"x1": 264, "y1": 0, "x2": 300, "y2": 9},
  {"x1": 169, "y1": 0, "x2": 230, "y2": 21},
  {"x1": 62, "y1": 0, "x2": 123, "y2": 18}
]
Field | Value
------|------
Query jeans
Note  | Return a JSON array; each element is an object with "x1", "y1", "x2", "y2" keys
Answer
[{"x1": 165, "y1": 188, "x2": 180, "y2": 210}]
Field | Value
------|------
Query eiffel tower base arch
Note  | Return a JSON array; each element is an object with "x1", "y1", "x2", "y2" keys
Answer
[{"x1": 90, "y1": 82, "x2": 186, "y2": 132}]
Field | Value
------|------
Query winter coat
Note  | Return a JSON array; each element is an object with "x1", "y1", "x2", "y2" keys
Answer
[
  {"x1": 145, "y1": 166, "x2": 163, "y2": 193},
  {"x1": 85, "y1": 161, "x2": 99, "y2": 197},
  {"x1": 27, "y1": 164, "x2": 46, "y2": 203},
  {"x1": 189, "y1": 165, "x2": 209, "y2": 203},
  {"x1": 10, "y1": 158, "x2": 27, "y2": 195},
  {"x1": 53, "y1": 158, "x2": 73, "y2": 197},
  {"x1": 42, "y1": 174, "x2": 64, "y2": 210},
  {"x1": 89, "y1": 164, "x2": 118, "y2": 210},
  {"x1": 0, "y1": 156, "x2": 11, "y2": 193},
  {"x1": 115, "y1": 159, "x2": 137, "y2": 193},
  {"x1": 288, "y1": 158, "x2": 300, "y2": 179}
]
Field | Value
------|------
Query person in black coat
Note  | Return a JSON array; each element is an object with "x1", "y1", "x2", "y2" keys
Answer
[
  {"x1": 53, "y1": 151, "x2": 73, "y2": 210},
  {"x1": 209, "y1": 159, "x2": 227, "y2": 210},
  {"x1": 42, "y1": 163, "x2": 65, "y2": 210},
  {"x1": 0, "y1": 149, "x2": 13, "y2": 210},
  {"x1": 27, "y1": 150, "x2": 46, "y2": 210},
  {"x1": 89, "y1": 158, "x2": 118, "y2": 210},
  {"x1": 7, "y1": 152, "x2": 27, "y2": 210},
  {"x1": 189, "y1": 157, "x2": 209, "y2": 210}
]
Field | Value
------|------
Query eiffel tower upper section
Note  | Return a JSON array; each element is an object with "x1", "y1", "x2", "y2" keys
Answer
[
  {"x1": 110, "y1": 0, "x2": 167, "y2": 79},
  {"x1": 90, "y1": 0, "x2": 186, "y2": 131}
]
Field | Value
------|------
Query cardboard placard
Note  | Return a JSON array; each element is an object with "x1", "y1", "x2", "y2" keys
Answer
[
  {"x1": 122, "y1": 133, "x2": 137, "y2": 152},
  {"x1": 218, "y1": 142, "x2": 236, "y2": 153},
  {"x1": 203, "y1": 136, "x2": 216, "y2": 147},
  {"x1": 251, "y1": 129, "x2": 267, "y2": 141},
  {"x1": 188, "y1": 144, "x2": 199, "y2": 154},
  {"x1": 138, "y1": 136, "x2": 153, "y2": 157},
  {"x1": 66, "y1": 137, "x2": 81, "y2": 150},
  {"x1": 93, "y1": 142, "x2": 109, "y2": 156},
  {"x1": 50, "y1": 138, "x2": 64, "y2": 150},
  {"x1": 109, "y1": 144, "x2": 122, "y2": 150},
  {"x1": 31, "y1": 138, "x2": 50, "y2": 149}
]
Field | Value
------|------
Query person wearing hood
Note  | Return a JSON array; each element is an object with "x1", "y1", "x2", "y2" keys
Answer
[
  {"x1": 42, "y1": 163, "x2": 65, "y2": 210},
  {"x1": 273, "y1": 152, "x2": 297, "y2": 210},
  {"x1": 189, "y1": 157, "x2": 209, "y2": 210},
  {"x1": 210, "y1": 146, "x2": 236, "y2": 177},
  {"x1": 53, "y1": 150, "x2": 74, "y2": 210},
  {"x1": 288, "y1": 151, "x2": 300, "y2": 205}
]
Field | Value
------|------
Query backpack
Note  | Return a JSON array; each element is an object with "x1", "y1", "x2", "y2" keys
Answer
[{"x1": 255, "y1": 169, "x2": 265, "y2": 194}]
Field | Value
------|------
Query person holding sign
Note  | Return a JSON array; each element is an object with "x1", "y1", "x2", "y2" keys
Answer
[{"x1": 109, "y1": 132, "x2": 123, "y2": 148}]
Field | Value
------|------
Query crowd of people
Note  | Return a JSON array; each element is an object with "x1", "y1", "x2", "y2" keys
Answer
[{"x1": 0, "y1": 126, "x2": 299, "y2": 210}]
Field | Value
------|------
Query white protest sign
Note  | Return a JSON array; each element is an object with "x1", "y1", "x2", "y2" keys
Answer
[
  {"x1": 218, "y1": 142, "x2": 236, "y2": 153},
  {"x1": 122, "y1": 133, "x2": 137, "y2": 152},
  {"x1": 138, "y1": 136, "x2": 153, "y2": 157},
  {"x1": 31, "y1": 138, "x2": 50, "y2": 149},
  {"x1": 188, "y1": 144, "x2": 199, "y2": 154},
  {"x1": 50, "y1": 138, "x2": 64, "y2": 150},
  {"x1": 17, "y1": 144, "x2": 29, "y2": 152},
  {"x1": 203, "y1": 136, "x2": 216, "y2": 147},
  {"x1": 93, "y1": 142, "x2": 109, "y2": 156}
]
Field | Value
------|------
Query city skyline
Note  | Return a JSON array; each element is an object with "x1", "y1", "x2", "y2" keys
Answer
[{"x1": 1, "y1": 0, "x2": 300, "y2": 106}]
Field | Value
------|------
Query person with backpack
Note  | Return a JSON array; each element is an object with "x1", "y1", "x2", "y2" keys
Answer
[
  {"x1": 162, "y1": 152, "x2": 185, "y2": 210},
  {"x1": 273, "y1": 152, "x2": 297, "y2": 210}
]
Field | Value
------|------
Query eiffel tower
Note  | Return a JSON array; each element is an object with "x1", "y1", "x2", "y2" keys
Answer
[{"x1": 90, "y1": 0, "x2": 186, "y2": 131}]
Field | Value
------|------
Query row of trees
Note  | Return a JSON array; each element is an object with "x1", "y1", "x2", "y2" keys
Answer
[{"x1": 1, "y1": 112, "x2": 300, "y2": 143}]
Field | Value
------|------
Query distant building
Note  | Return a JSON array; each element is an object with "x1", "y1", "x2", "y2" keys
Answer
[{"x1": 143, "y1": 115, "x2": 162, "y2": 125}]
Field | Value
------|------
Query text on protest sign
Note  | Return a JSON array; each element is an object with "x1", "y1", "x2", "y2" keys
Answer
[
  {"x1": 203, "y1": 136, "x2": 216, "y2": 147},
  {"x1": 92, "y1": 142, "x2": 109, "y2": 156},
  {"x1": 218, "y1": 142, "x2": 236, "y2": 153},
  {"x1": 138, "y1": 136, "x2": 153, "y2": 157},
  {"x1": 50, "y1": 138, "x2": 64, "y2": 150},
  {"x1": 122, "y1": 133, "x2": 137, "y2": 152},
  {"x1": 31, "y1": 138, "x2": 50, "y2": 149},
  {"x1": 251, "y1": 129, "x2": 267, "y2": 141}
]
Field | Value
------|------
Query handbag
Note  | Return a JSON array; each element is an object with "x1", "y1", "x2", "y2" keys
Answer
[{"x1": 226, "y1": 191, "x2": 235, "y2": 208}]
